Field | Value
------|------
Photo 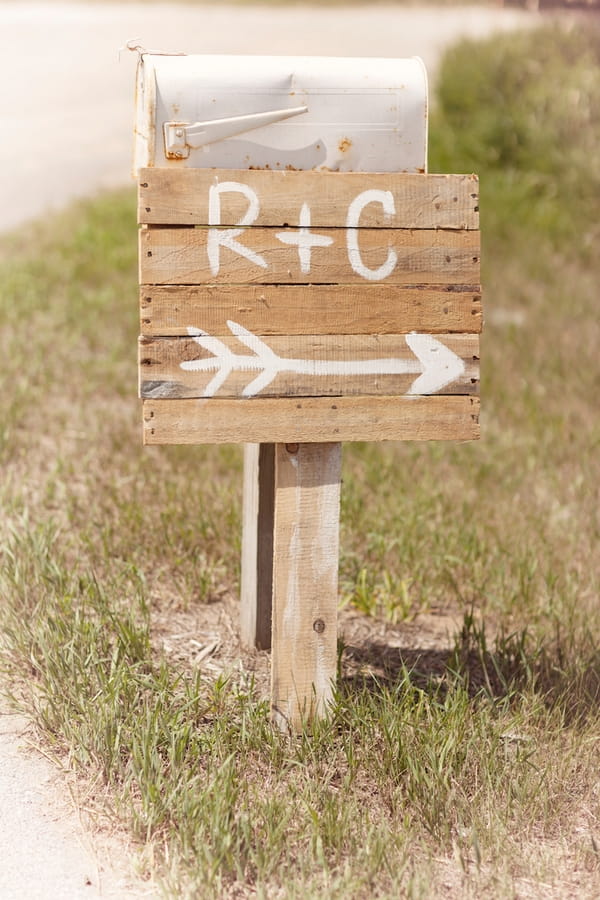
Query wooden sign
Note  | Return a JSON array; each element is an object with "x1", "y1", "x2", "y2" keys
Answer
[{"x1": 138, "y1": 168, "x2": 481, "y2": 445}]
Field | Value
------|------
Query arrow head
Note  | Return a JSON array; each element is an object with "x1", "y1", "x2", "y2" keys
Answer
[{"x1": 405, "y1": 333, "x2": 465, "y2": 395}]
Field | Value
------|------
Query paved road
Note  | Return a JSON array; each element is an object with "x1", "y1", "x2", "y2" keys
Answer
[
  {"x1": 0, "y1": 4, "x2": 535, "y2": 896},
  {"x1": 0, "y1": 703, "x2": 157, "y2": 899},
  {"x1": 0, "y1": 2, "x2": 534, "y2": 231}
]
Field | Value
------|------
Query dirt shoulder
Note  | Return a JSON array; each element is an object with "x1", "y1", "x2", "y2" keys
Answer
[{"x1": 0, "y1": 702, "x2": 157, "y2": 898}]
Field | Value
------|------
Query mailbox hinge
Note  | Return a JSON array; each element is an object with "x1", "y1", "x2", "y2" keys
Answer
[{"x1": 163, "y1": 105, "x2": 309, "y2": 160}]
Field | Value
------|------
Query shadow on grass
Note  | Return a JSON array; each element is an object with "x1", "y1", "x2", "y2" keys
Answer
[{"x1": 340, "y1": 616, "x2": 600, "y2": 723}]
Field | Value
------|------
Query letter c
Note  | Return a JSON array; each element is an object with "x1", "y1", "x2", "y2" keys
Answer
[{"x1": 346, "y1": 189, "x2": 397, "y2": 282}]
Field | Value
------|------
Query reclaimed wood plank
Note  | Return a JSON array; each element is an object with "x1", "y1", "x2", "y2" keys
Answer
[
  {"x1": 271, "y1": 442, "x2": 341, "y2": 731},
  {"x1": 142, "y1": 395, "x2": 480, "y2": 444},
  {"x1": 138, "y1": 168, "x2": 479, "y2": 230},
  {"x1": 140, "y1": 226, "x2": 480, "y2": 286},
  {"x1": 139, "y1": 285, "x2": 482, "y2": 336},
  {"x1": 240, "y1": 443, "x2": 275, "y2": 651},
  {"x1": 139, "y1": 333, "x2": 480, "y2": 399}
]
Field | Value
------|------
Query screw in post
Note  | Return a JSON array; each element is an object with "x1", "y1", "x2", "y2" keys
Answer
[
  {"x1": 313, "y1": 619, "x2": 326, "y2": 634},
  {"x1": 286, "y1": 443, "x2": 299, "y2": 454}
]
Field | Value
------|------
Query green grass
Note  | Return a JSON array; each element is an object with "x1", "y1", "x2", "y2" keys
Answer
[{"x1": 1, "y1": 22, "x2": 600, "y2": 900}]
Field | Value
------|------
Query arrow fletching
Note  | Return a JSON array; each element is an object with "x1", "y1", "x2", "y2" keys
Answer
[
  {"x1": 186, "y1": 325, "x2": 233, "y2": 360},
  {"x1": 227, "y1": 320, "x2": 278, "y2": 360}
]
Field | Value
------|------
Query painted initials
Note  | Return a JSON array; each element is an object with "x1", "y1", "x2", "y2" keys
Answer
[
  {"x1": 346, "y1": 190, "x2": 398, "y2": 281},
  {"x1": 206, "y1": 180, "x2": 401, "y2": 281},
  {"x1": 275, "y1": 203, "x2": 333, "y2": 274},
  {"x1": 207, "y1": 181, "x2": 267, "y2": 275}
]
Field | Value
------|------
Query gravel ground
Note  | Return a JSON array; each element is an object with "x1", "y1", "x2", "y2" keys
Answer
[
  {"x1": 0, "y1": 3, "x2": 536, "y2": 896},
  {"x1": 0, "y1": 702, "x2": 158, "y2": 898}
]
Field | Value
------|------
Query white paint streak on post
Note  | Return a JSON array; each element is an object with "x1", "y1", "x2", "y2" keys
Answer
[{"x1": 271, "y1": 442, "x2": 342, "y2": 732}]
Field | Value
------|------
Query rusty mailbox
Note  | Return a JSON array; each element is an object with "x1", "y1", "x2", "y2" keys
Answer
[
  {"x1": 133, "y1": 53, "x2": 428, "y2": 174},
  {"x1": 133, "y1": 52, "x2": 480, "y2": 729}
]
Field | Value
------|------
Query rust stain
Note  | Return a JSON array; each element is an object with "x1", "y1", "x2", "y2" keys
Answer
[{"x1": 338, "y1": 137, "x2": 352, "y2": 154}]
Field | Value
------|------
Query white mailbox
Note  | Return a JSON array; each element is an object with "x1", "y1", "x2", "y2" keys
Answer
[
  {"x1": 134, "y1": 54, "x2": 428, "y2": 174},
  {"x1": 133, "y1": 51, "x2": 481, "y2": 723}
]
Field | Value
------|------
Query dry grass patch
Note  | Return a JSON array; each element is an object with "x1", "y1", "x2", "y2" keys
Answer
[{"x1": 1, "y1": 22, "x2": 600, "y2": 900}]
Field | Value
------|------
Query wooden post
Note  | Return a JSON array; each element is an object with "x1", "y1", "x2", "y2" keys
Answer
[
  {"x1": 240, "y1": 442, "x2": 274, "y2": 650},
  {"x1": 137, "y1": 168, "x2": 481, "y2": 731},
  {"x1": 270, "y1": 442, "x2": 342, "y2": 731}
]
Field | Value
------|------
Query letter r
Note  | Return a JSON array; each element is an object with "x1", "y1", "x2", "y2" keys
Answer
[{"x1": 207, "y1": 181, "x2": 267, "y2": 275}]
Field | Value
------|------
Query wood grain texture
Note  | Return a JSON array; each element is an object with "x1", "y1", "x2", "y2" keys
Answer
[
  {"x1": 240, "y1": 443, "x2": 274, "y2": 651},
  {"x1": 138, "y1": 168, "x2": 479, "y2": 230},
  {"x1": 137, "y1": 168, "x2": 482, "y2": 446},
  {"x1": 142, "y1": 396, "x2": 480, "y2": 444},
  {"x1": 139, "y1": 285, "x2": 482, "y2": 336},
  {"x1": 140, "y1": 226, "x2": 480, "y2": 286},
  {"x1": 139, "y1": 333, "x2": 480, "y2": 399},
  {"x1": 271, "y1": 442, "x2": 341, "y2": 731}
]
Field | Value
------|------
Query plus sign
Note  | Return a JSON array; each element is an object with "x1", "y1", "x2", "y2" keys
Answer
[{"x1": 276, "y1": 203, "x2": 333, "y2": 274}]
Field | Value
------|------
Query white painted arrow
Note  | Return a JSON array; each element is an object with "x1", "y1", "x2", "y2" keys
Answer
[{"x1": 180, "y1": 321, "x2": 465, "y2": 397}]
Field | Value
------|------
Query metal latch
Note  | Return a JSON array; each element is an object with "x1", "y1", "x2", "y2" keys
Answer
[{"x1": 163, "y1": 105, "x2": 309, "y2": 159}]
